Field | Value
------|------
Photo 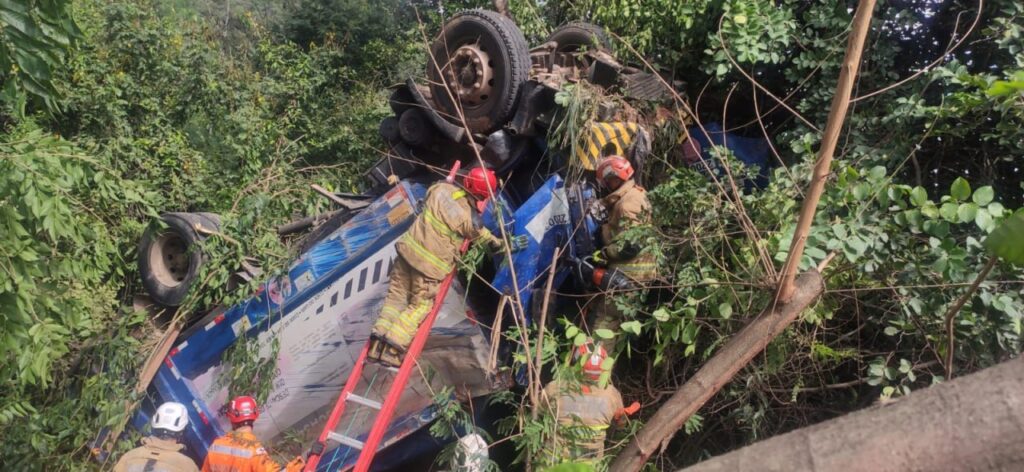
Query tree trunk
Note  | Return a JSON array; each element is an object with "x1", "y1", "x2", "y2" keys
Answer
[
  {"x1": 680, "y1": 356, "x2": 1024, "y2": 472},
  {"x1": 609, "y1": 271, "x2": 825, "y2": 471},
  {"x1": 776, "y1": 0, "x2": 876, "y2": 302}
]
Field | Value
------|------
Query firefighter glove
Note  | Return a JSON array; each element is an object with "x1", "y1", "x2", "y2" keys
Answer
[
  {"x1": 509, "y1": 234, "x2": 530, "y2": 252},
  {"x1": 613, "y1": 401, "x2": 641, "y2": 423},
  {"x1": 569, "y1": 257, "x2": 595, "y2": 287}
]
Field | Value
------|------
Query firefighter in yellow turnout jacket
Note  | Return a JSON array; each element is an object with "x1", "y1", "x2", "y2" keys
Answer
[
  {"x1": 370, "y1": 168, "x2": 518, "y2": 366},
  {"x1": 539, "y1": 343, "x2": 639, "y2": 466},
  {"x1": 591, "y1": 156, "x2": 657, "y2": 343}
]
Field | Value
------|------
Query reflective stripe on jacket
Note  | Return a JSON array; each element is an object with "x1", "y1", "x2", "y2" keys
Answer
[
  {"x1": 113, "y1": 437, "x2": 200, "y2": 472},
  {"x1": 540, "y1": 379, "x2": 624, "y2": 463},
  {"x1": 201, "y1": 431, "x2": 280, "y2": 472},
  {"x1": 396, "y1": 182, "x2": 500, "y2": 280},
  {"x1": 600, "y1": 180, "x2": 657, "y2": 282}
]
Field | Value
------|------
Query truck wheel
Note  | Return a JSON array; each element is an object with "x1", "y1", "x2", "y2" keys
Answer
[
  {"x1": 547, "y1": 21, "x2": 612, "y2": 52},
  {"x1": 389, "y1": 86, "x2": 416, "y2": 116},
  {"x1": 379, "y1": 116, "x2": 401, "y2": 143},
  {"x1": 428, "y1": 9, "x2": 530, "y2": 134},
  {"x1": 398, "y1": 109, "x2": 434, "y2": 148},
  {"x1": 138, "y1": 212, "x2": 220, "y2": 307}
]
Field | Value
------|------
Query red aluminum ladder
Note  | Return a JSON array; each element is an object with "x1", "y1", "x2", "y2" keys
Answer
[{"x1": 303, "y1": 240, "x2": 470, "y2": 472}]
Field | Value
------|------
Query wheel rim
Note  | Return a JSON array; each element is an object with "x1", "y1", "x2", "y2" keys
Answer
[
  {"x1": 444, "y1": 44, "x2": 495, "y2": 108},
  {"x1": 150, "y1": 232, "x2": 190, "y2": 287}
]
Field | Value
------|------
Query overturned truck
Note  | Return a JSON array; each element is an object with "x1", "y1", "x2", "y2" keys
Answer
[{"x1": 131, "y1": 10, "x2": 709, "y2": 471}]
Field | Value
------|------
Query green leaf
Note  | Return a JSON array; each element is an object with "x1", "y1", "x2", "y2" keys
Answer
[
  {"x1": 975, "y1": 209, "x2": 993, "y2": 232},
  {"x1": 805, "y1": 246, "x2": 827, "y2": 260},
  {"x1": 985, "y1": 213, "x2": 1024, "y2": 264},
  {"x1": 681, "y1": 323, "x2": 699, "y2": 344},
  {"x1": 846, "y1": 236, "x2": 868, "y2": 256},
  {"x1": 652, "y1": 308, "x2": 670, "y2": 322},
  {"x1": 988, "y1": 202, "x2": 1005, "y2": 218},
  {"x1": 717, "y1": 303, "x2": 733, "y2": 319},
  {"x1": 852, "y1": 183, "x2": 870, "y2": 201},
  {"x1": 957, "y1": 203, "x2": 978, "y2": 223},
  {"x1": 924, "y1": 220, "x2": 949, "y2": 238},
  {"x1": 972, "y1": 186, "x2": 994, "y2": 206},
  {"x1": 883, "y1": 326, "x2": 899, "y2": 336},
  {"x1": 594, "y1": 329, "x2": 615, "y2": 340},
  {"x1": 831, "y1": 223, "x2": 848, "y2": 239},
  {"x1": 939, "y1": 202, "x2": 959, "y2": 221},
  {"x1": 541, "y1": 462, "x2": 596, "y2": 472},
  {"x1": 986, "y1": 80, "x2": 1024, "y2": 97},
  {"x1": 573, "y1": 332, "x2": 587, "y2": 346},
  {"x1": 950, "y1": 177, "x2": 971, "y2": 202},
  {"x1": 909, "y1": 186, "x2": 928, "y2": 206},
  {"x1": 621, "y1": 320, "x2": 642, "y2": 335}
]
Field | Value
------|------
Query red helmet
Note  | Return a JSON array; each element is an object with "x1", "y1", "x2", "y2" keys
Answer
[
  {"x1": 595, "y1": 155, "x2": 634, "y2": 190},
  {"x1": 575, "y1": 342, "x2": 608, "y2": 382},
  {"x1": 463, "y1": 167, "x2": 498, "y2": 200},
  {"x1": 225, "y1": 396, "x2": 259, "y2": 425}
]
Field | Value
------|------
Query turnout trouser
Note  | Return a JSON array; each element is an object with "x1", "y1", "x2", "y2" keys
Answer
[{"x1": 372, "y1": 255, "x2": 442, "y2": 351}]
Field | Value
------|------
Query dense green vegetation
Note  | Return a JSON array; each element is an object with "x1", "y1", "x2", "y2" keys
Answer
[
  {"x1": 0, "y1": 0, "x2": 1021, "y2": 470},
  {"x1": 0, "y1": 0, "x2": 405, "y2": 467}
]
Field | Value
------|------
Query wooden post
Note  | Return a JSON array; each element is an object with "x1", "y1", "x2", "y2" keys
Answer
[
  {"x1": 776, "y1": 0, "x2": 877, "y2": 303},
  {"x1": 609, "y1": 1, "x2": 877, "y2": 470}
]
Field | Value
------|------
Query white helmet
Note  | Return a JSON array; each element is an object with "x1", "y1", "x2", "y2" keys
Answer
[{"x1": 151, "y1": 402, "x2": 189, "y2": 433}]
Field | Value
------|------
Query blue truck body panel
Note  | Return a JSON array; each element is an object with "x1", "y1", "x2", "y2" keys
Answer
[
  {"x1": 139, "y1": 178, "x2": 579, "y2": 470},
  {"x1": 490, "y1": 176, "x2": 570, "y2": 325}
]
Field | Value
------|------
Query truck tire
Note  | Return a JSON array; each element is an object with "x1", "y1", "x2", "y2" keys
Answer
[
  {"x1": 547, "y1": 21, "x2": 612, "y2": 52},
  {"x1": 388, "y1": 86, "x2": 416, "y2": 116},
  {"x1": 379, "y1": 116, "x2": 401, "y2": 143},
  {"x1": 428, "y1": 9, "x2": 530, "y2": 134},
  {"x1": 398, "y1": 109, "x2": 434, "y2": 148},
  {"x1": 138, "y1": 212, "x2": 220, "y2": 307}
]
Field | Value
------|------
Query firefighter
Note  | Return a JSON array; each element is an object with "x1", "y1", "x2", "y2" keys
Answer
[
  {"x1": 369, "y1": 167, "x2": 524, "y2": 367},
  {"x1": 114, "y1": 401, "x2": 200, "y2": 472},
  {"x1": 590, "y1": 155, "x2": 657, "y2": 347},
  {"x1": 539, "y1": 342, "x2": 639, "y2": 466},
  {"x1": 201, "y1": 396, "x2": 303, "y2": 472}
]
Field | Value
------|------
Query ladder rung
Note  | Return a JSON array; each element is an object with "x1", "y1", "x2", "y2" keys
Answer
[
  {"x1": 346, "y1": 392, "x2": 382, "y2": 410},
  {"x1": 326, "y1": 431, "x2": 365, "y2": 450}
]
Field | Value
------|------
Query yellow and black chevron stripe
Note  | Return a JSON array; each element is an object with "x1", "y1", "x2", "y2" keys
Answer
[{"x1": 575, "y1": 122, "x2": 641, "y2": 170}]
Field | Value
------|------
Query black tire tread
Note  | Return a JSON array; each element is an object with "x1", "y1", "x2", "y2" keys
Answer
[{"x1": 548, "y1": 21, "x2": 612, "y2": 51}]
